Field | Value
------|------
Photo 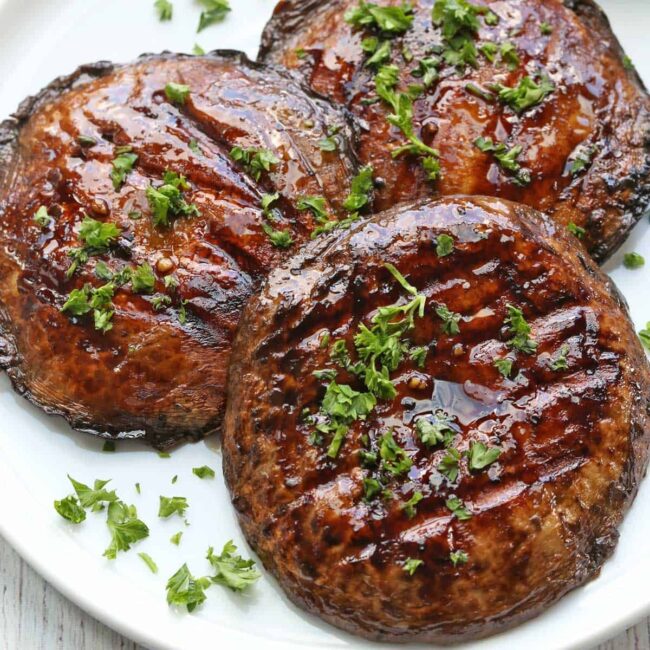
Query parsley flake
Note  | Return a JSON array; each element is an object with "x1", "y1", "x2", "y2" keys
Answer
[
  {"x1": 436, "y1": 233, "x2": 454, "y2": 257},
  {"x1": 494, "y1": 357, "x2": 514, "y2": 379},
  {"x1": 197, "y1": 0, "x2": 231, "y2": 32},
  {"x1": 403, "y1": 557, "x2": 423, "y2": 575},
  {"x1": 467, "y1": 441, "x2": 501, "y2": 470},
  {"x1": 68, "y1": 475, "x2": 117, "y2": 511},
  {"x1": 131, "y1": 263, "x2": 156, "y2": 294},
  {"x1": 170, "y1": 531, "x2": 183, "y2": 545},
  {"x1": 435, "y1": 303, "x2": 461, "y2": 335},
  {"x1": 165, "y1": 82, "x2": 190, "y2": 105},
  {"x1": 110, "y1": 152, "x2": 138, "y2": 190},
  {"x1": 230, "y1": 146, "x2": 279, "y2": 181},
  {"x1": 504, "y1": 304, "x2": 537, "y2": 354},
  {"x1": 166, "y1": 564, "x2": 211, "y2": 612},
  {"x1": 624, "y1": 252, "x2": 645, "y2": 270},
  {"x1": 103, "y1": 501, "x2": 149, "y2": 560},
  {"x1": 550, "y1": 344, "x2": 570, "y2": 371},
  {"x1": 450, "y1": 549, "x2": 468, "y2": 566},
  {"x1": 139, "y1": 552, "x2": 159, "y2": 574},
  {"x1": 402, "y1": 491, "x2": 424, "y2": 519},
  {"x1": 415, "y1": 411, "x2": 455, "y2": 448},
  {"x1": 158, "y1": 496, "x2": 189, "y2": 519},
  {"x1": 639, "y1": 323, "x2": 650, "y2": 351},
  {"x1": 490, "y1": 75, "x2": 554, "y2": 113},
  {"x1": 54, "y1": 495, "x2": 86, "y2": 524},
  {"x1": 446, "y1": 496, "x2": 472, "y2": 520},
  {"x1": 33, "y1": 206, "x2": 53, "y2": 229},
  {"x1": 567, "y1": 222, "x2": 586, "y2": 239},
  {"x1": 193, "y1": 465, "x2": 216, "y2": 479},
  {"x1": 154, "y1": 0, "x2": 173, "y2": 20},
  {"x1": 379, "y1": 430, "x2": 412, "y2": 476},
  {"x1": 345, "y1": 1, "x2": 414, "y2": 35},
  {"x1": 206, "y1": 541, "x2": 261, "y2": 591},
  {"x1": 438, "y1": 447, "x2": 461, "y2": 482}
]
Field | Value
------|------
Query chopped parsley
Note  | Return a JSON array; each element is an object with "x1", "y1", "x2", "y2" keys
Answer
[
  {"x1": 550, "y1": 343, "x2": 570, "y2": 371},
  {"x1": 379, "y1": 430, "x2": 412, "y2": 476},
  {"x1": 412, "y1": 57, "x2": 440, "y2": 88},
  {"x1": 445, "y1": 496, "x2": 472, "y2": 520},
  {"x1": 66, "y1": 216, "x2": 121, "y2": 278},
  {"x1": 363, "y1": 476, "x2": 382, "y2": 501},
  {"x1": 540, "y1": 21, "x2": 553, "y2": 35},
  {"x1": 494, "y1": 357, "x2": 513, "y2": 379},
  {"x1": 570, "y1": 145, "x2": 595, "y2": 176},
  {"x1": 450, "y1": 549, "x2": 468, "y2": 566},
  {"x1": 188, "y1": 138, "x2": 202, "y2": 154},
  {"x1": 312, "y1": 264, "x2": 425, "y2": 456},
  {"x1": 622, "y1": 55, "x2": 634, "y2": 71},
  {"x1": 151, "y1": 294, "x2": 172, "y2": 311},
  {"x1": 146, "y1": 171, "x2": 200, "y2": 227},
  {"x1": 435, "y1": 233, "x2": 454, "y2": 257},
  {"x1": 154, "y1": 0, "x2": 173, "y2": 20},
  {"x1": 504, "y1": 304, "x2": 537, "y2": 354},
  {"x1": 499, "y1": 42, "x2": 520, "y2": 71},
  {"x1": 77, "y1": 135, "x2": 97, "y2": 147},
  {"x1": 139, "y1": 552, "x2": 159, "y2": 574},
  {"x1": 415, "y1": 411, "x2": 455, "y2": 448},
  {"x1": 465, "y1": 82, "x2": 494, "y2": 101},
  {"x1": 165, "y1": 82, "x2": 190, "y2": 105},
  {"x1": 170, "y1": 531, "x2": 183, "y2": 545},
  {"x1": 230, "y1": 146, "x2": 279, "y2": 181},
  {"x1": 131, "y1": 263, "x2": 156, "y2": 294},
  {"x1": 490, "y1": 75, "x2": 554, "y2": 113},
  {"x1": 403, "y1": 557, "x2": 423, "y2": 575},
  {"x1": 206, "y1": 541, "x2": 261, "y2": 591},
  {"x1": 474, "y1": 136, "x2": 531, "y2": 185},
  {"x1": 438, "y1": 447, "x2": 461, "y2": 482},
  {"x1": 192, "y1": 465, "x2": 216, "y2": 479},
  {"x1": 342, "y1": 165, "x2": 374, "y2": 213},
  {"x1": 318, "y1": 135, "x2": 338, "y2": 152},
  {"x1": 435, "y1": 303, "x2": 461, "y2": 335},
  {"x1": 68, "y1": 476, "x2": 117, "y2": 511},
  {"x1": 166, "y1": 564, "x2": 211, "y2": 612},
  {"x1": 103, "y1": 501, "x2": 149, "y2": 560},
  {"x1": 297, "y1": 196, "x2": 328, "y2": 222},
  {"x1": 567, "y1": 222, "x2": 586, "y2": 239},
  {"x1": 402, "y1": 491, "x2": 424, "y2": 518},
  {"x1": 197, "y1": 0, "x2": 231, "y2": 32},
  {"x1": 158, "y1": 496, "x2": 189, "y2": 518},
  {"x1": 33, "y1": 206, "x2": 53, "y2": 229},
  {"x1": 624, "y1": 252, "x2": 645, "y2": 270},
  {"x1": 344, "y1": 1, "x2": 414, "y2": 35},
  {"x1": 54, "y1": 495, "x2": 86, "y2": 524},
  {"x1": 467, "y1": 441, "x2": 501, "y2": 470},
  {"x1": 479, "y1": 41, "x2": 498, "y2": 62},
  {"x1": 110, "y1": 152, "x2": 138, "y2": 190},
  {"x1": 60, "y1": 282, "x2": 116, "y2": 334}
]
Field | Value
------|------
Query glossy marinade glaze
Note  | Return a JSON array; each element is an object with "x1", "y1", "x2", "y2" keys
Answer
[
  {"x1": 0, "y1": 51, "x2": 359, "y2": 447},
  {"x1": 223, "y1": 196, "x2": 650, "y2": 642},
  {"x1": 260, "y1": 0, "x2": 650, "y2": 261}
]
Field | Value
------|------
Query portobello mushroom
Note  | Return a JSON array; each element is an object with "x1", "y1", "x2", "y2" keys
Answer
[
  {"x1": 0, "y1": 51, "x2": 359, "y2": 448},
  {"x1": 223, "y1": 196, "x2": 650, "y2": 642},
  {"x1": 260, "y1": 0, "x2": 650, "y2": 261}
]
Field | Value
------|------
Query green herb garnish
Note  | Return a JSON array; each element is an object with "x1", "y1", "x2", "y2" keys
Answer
[
  {"x1": 166, "y1": 564, "x2": 211, "y2": 612},
  {"x1": 467, "y1": 441, "x2": 501, "y2": 470},
  {"x1": 139, "y1": 552, "x2": 159, "y2": 573},
  {"x1": 490, "y1": 75, "x2": 554, "y2": 113},
  {"x1": 206, "y1": 541, "x2": 261, "y2": 591},
  {"x1": 450, "y1": 549, "x2": 468, "y2": 566},
  {"x1": 345, "y1": 1, "x2": 414, "y2": 35},
  {"x1": 504, "y1": 304, "x2": 537, "y2": 354},
  {"x1": 624, "y1": 252, "x2": 645, "y2": 270},
  {"x1": 402, "y1": 491, "x2": 424, "y2": 518},
  {"x1": 158, "y1": 496, "x2": 189, "y2": 519},
  {"x1": 154, "y1": 0, "x2": 173, "y2": 20},
  {"x1": 197, "y1": 0, "x2": 230, "y2": 32},
  {"x1": 193, "y1": 466, "x2": 216, "y2": 479},
  {"x1": 230, "y1": 146, "x2": 279, "y2": 181},
  {"x1": 438, "y1": 447, "x2": 461, "y2": 481},
  {"x1": 445, "y1": 496, "x2": 472, "y2": 520},
  {"x1": 103, "y1": 501, "x2": 149, "y2": 559},
  {"x1": 165, "y1": 82, "x2": 190, "y2": 105},
  {"x1": 54, "y1": 495, "x2": 86, "y2": 524},
  {"x1": 33, "y1": 206, "x2": 53, "y2": 229},
  {"x1": 403, "y1": 557, "x2": 423, "y2": 575},
  {"x1": 110, "y1": 152, "x2": 138, "y2": 190}
]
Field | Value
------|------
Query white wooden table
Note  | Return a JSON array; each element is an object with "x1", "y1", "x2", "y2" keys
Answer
[{"x1": 0, "y1": 536, "x2": 647, "y2": 650}]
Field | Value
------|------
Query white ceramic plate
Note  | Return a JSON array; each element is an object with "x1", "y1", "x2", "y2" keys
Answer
[{"x1": 0, "y1": 1, "x2": 648, "y2": 648}]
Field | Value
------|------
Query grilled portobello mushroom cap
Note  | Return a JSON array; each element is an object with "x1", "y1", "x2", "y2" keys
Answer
[
  {"x1": 223, "y1": 196, "x2": 650, "y2": 643},
  {"x1": 0, "y1": 51, "x2": 359, "y2": 448},
  {"x1": 260, "y1": 0, "x2": 650, "y2": 261}
]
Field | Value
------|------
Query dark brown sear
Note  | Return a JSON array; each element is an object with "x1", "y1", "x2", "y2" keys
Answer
[
  {"x1": 223, "y1": 197, "x2": 650, "y2": 643},
  {"x1": 260, "y1": 0, "x2": 650, "y2": 261},
  {"x1": 0, "y1": 51, "x2": 359, "y2": 448}
]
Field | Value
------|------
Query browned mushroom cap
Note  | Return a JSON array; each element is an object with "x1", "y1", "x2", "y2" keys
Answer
[
  {"x1": 224, "y1": 196, "x2": 650, "y2": 643},
  {"x1": 260, "y1": 0, "x2": 650, "y2": 262},
  {"x1": 0, "y1": 51, "x2": 359, "y2": 448}
]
